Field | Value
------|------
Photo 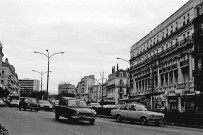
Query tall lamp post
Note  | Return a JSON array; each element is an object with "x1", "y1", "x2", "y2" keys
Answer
[
  {"x1": 116, "y1": 57, "x2": 131, "y2": 102},
  {"x1": 32, "y1": 70, "x2": 52, "y2": 100},
  {"x1": 34, "y1": 50, "x2": 64, "y2": 99}
]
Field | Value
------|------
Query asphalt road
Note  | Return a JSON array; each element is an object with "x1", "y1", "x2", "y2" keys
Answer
[{"x1": 0, "y1": 107, "x2": 203, "y2": 135}]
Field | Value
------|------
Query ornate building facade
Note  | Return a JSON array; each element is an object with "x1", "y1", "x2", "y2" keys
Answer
[{"x1": 130, "y1": 0, "x2": 203, "y2": 112}]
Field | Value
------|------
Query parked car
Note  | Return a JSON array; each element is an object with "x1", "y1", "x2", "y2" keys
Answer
[
  {"x1": 54, "y1": 97, "x2": 96, "y2": 125},
  {"x1": 19, "y1": 97, "x2": 40, "y2": 112},
  {"x1": 9, "y1": 99, "x2": 19, "y2": 107},
  {"x1": 39, "y1": 100, "x2": 53, "y2": 111},
  {"x1": 111, "y1": 103, "x2": 165, "y2": 126},
  {"x1": 0, "y1": 98, "x2": 6, "y2": 107},
  {"x1": 8, "y1": 95, "x2": 20, "y2": 107}
]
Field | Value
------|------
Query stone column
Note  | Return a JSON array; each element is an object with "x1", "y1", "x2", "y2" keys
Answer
[
  {"x1": 158, "y1": 67, "x2": 161, "y2": 88},
  {"x1": 189, "y1": 53, "x2": 194, "y2": 90},
  {"x1": 177, "y1": 56, "x2": 183, "y2": 84}
]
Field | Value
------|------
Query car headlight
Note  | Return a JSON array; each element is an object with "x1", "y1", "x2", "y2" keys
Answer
[
  {"x1": 92, "y1": 110, "x2": 97, "y2": 115},
  {"x1": 74, "y1": 110, "x2": 80, "y2": 115}
]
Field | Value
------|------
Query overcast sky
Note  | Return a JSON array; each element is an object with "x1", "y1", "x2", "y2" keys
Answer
[{"x1": 0, "y1": 0, "x2": 188, "y2": 94}]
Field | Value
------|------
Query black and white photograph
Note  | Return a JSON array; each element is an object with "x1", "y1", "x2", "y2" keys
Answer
[{"x1": 0, "y1": 0, "x2": 203, "y2": 135}]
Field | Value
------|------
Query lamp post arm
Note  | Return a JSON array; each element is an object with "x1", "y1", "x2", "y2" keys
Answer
[
  {"x1": 34, "y1": 51, "x2": 48, "y2": 58},
  {"x1": 49, "y1": 52, "x2": 64, "y2": 58},
  {"x1": 117, "y1": 58, "x2": 130, "y2": 64}
]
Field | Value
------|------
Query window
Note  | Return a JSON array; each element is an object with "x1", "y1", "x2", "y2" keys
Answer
[
  {"x1": 2, "y1": 70, "x2": 4, "y2": 75},
  {"x1": 183, "y1": 16, "x2": 186, "y2": 26},
  {"x1": 176, "y1": 22, "x2": 178, "y2": 30},
  {"x1": 171, "y1": 25, "x2": 173, "y2": 33},
  {"x1": 187, "y1": 13, "x2": 190, "y2": 23},
  {"x1": 121, "y1": 104, "x2": 128, "y2": 110},
  {"x1": 119, "y1": 72, "x2": 123, "y2": 77}
]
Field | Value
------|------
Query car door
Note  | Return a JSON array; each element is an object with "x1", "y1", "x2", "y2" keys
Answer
[
  {"x1": 127, "y1": 104, "x2": 139, "y2": 120},
  {"x1": 119, "y1": 104, "x2": 130, "y2": 119}
]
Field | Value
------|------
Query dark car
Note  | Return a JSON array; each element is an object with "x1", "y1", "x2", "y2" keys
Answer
[
  {"x1": 19, "y1": 97, "x2": 40, "y2": 112},
  {"x1": 54, "y1": 97, "x2": 96, "y2": 125},
  {"x1": 39, "y1": 100, "x2": 53, "y2": 111}
]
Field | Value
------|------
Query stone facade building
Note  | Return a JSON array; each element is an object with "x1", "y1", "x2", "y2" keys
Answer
[
  {"x1": 130, "y1": 0, "x2": 203, "y2": 112},
  {"x1": 77, "y1": 75, "x2": 95, "y2": 101},
  {"x1": 106, "y1": 66, "x2": 128, "y2": 104}
]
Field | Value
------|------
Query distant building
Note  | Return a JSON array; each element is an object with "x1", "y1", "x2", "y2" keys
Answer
[
  {"x1": 58, "y1": 83, "x2": 76, "y2": 95},
  {"x1": 19, "y1": 79, "x2": 40, "y2": 97},
  {"x1": 106, "y1": 66, "x2": 128, "y2": 104},
  {"x1": 77, "y1": 75, "x2": 95, "y2": 100}
]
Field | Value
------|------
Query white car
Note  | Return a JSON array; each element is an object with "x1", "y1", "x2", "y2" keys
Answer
[
  {"x1": 111, "y1": 103, "x2": 165, "y2": 126},
  {"x1": 9, "y1": 99, "x2": 19, "y2": 107}
]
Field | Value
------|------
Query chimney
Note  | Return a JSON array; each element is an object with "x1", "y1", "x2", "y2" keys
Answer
[
  {"x1": 5, "y1": 58, "x2": 8, "y2": 63},
  {"x1": 117, "y1": 63, "x2": 119, "y2": 71}
]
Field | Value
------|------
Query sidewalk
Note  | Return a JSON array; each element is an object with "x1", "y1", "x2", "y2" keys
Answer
[{"x1": 96, "y1": 115, "x2": 203, "y2": 129}]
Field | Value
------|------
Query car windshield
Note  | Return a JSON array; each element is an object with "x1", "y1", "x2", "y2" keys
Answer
[
  {"x1": 91, "y1": 103, "x2": 101, "y2": 107},
  {"x1": 39, "y1": 100, "x2": 50, "y2": 104},
  {"x1": 68, "y1": 100, "x2": 87, "y2": 107}
]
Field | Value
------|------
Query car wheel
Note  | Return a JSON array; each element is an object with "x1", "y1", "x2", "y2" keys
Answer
[
  {"x1": 141, "y1": 117, "x2": 148, "y2": 125},
  {"x1": 24, "y1": 107, "x2": 26, "y2": 111},
  {"x1": 89, "y1": 119, "x2": 95, "y2": 125},
  {"x1": 116, "y1": 115, "x2": 122, "y2": 122},
  {"x1": 35, "y1": 109, "x2": 39, "y2": 112},
  {"x1": 30, "y1": 109, "x2": 33, "y2": 111},
  {"x1": 19, "y1": 107, "x2": 21, "y2": 110},
  {"x1": 55, "y1": 113, "x2": 60, "y2": 120}
]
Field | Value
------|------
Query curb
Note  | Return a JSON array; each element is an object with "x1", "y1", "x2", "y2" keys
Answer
[{"x1": 96, "y1": 115, "x2": 203, "y2": 129}]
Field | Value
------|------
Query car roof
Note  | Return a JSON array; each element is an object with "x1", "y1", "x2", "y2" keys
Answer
[{"x1": 60, "y1": 97, "x2": 77, "y2": 100}]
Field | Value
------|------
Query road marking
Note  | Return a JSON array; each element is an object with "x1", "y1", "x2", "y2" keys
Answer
[
  {"x1": 31, "y1": 116, "x2": 42, "y2": 121},
  {"x1": 62, "y1": 127, "x2": 84, "y2": 135}
]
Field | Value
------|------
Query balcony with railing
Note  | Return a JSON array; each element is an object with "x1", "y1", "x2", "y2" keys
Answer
[
  {"x1": 179, "y1": 36, "x2": 193, "y2": 48},
  {"x1": 180, "y1": 59, "x2": 189, "y2": 67}
]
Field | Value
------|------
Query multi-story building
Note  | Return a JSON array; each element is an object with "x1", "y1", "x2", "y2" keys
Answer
[
  {"x1": 58, "y1": 83, "x2": 76, "y2": 95},
  {"x1": 106, "y1": 66, "x2": 128, "y2": 104},
  {"x1": 77, "y1": 75, "x2": 95, "y2": 101},
  {"x1": 19, "y1": 79, "x2": 40, "y2": 97},
  {"x1": 1, "y1": 58, "x2": 19, "y2": 96},
  {"x1": 91, "y1": 83, "x2": 102, "y2": 103},
  {"x1": 193, "y1": 1, "x2": 203, "y2": 111},
  {"x1": 130, "y1": 0, "x2": 203, "y2": 112}
]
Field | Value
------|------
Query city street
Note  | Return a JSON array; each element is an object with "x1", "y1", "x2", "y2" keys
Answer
[{"x1": 0, "y1": 107, "x2": 203, "y2": 135}]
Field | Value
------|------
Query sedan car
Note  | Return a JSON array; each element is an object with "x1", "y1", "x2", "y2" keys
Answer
[
  {"x1": 111, "y1": 103, "x2": 165, "y2": 126},
  {"x1": 39, "y1": 100, "x2": 53, "y2": 111},
  {"x1": 19, "y1": 97, "x2": 40, "y2": 112},
  {"x1": 9, "y1": 99, "x2": 19, "y2": 107},
  {"x1": 55, "y1": 97, "x2": 96, "y2": 125}
]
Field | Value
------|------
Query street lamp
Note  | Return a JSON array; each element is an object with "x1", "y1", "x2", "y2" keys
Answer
[
  {"x1": 116, "y1": 57, "x2": 131, "y2": 102},
  {"x1": 34, "y1": 50, "x2": 64, "y2": 99},
  {"x1": 32, "y1": 70, "x2": 52, "y2": 100}
]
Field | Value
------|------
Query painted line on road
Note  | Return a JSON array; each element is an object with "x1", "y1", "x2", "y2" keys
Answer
[
  {"x1": 62, "y1": 127, "x2": 84, "y2": 135},
  {"x1": 31, "y1": 116, "x2": 42, "y2": 121}
]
